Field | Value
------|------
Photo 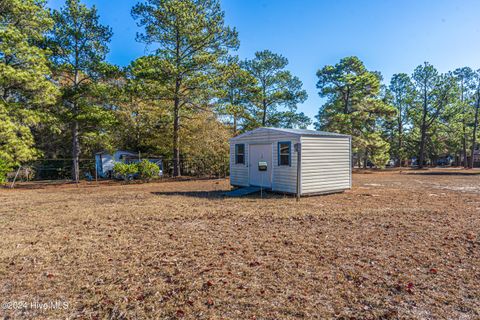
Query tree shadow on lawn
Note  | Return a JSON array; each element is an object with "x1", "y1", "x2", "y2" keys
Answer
[
  {"x1": 150, "y1": 190, "x2": 289, "y2": 199},
  {"x1": 403, "y1": 171, "x2": 480, "y2": 176}
]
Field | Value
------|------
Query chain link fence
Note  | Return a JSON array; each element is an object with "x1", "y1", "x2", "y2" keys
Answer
[
  {"x1": 7, "y1": 159, "x2": 95, "y2": 182},
  {"x1": 162, "y1": 157, "x2": 229, "y2": 179},
  {"x1": 7, "y1": 157, "x2": 229, "y2": 182}
]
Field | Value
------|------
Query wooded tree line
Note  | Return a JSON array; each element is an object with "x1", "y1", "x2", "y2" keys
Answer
[
  {"x1": 315, "y1": 57, "x2": 480, "y2": 169},
  {"x1": 1, "y1": 0, "x2": 309, "y2": 180},
  {"x1": 1, "y1": 0, "x2": 479, "y2": 182}
]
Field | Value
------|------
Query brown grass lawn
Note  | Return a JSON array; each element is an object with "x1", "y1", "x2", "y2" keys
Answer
[{"x1": 0, "y1": 170, "x2": 479, "y2": 319}]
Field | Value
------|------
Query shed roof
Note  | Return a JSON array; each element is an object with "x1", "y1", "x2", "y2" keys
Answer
[{"x1": 230, "y1": 127, "x2": 350, "y2": 140}]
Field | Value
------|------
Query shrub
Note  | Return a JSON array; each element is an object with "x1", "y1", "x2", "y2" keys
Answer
[
  {"x1": 0, "y1": 157, "x2": 12, "y2": 184},
  {"x1": 138, "y1": 159, "x2": 160, "y2": 181},
  {"x1": 113, "y1": 162, "x2": 138, "y2": 182}
]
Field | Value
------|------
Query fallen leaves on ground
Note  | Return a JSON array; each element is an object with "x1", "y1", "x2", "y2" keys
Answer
[{"x1": 0, "y1": 169, "x2": 479, "y2": 319}]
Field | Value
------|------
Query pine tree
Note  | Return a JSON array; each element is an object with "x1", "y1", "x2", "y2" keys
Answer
[
  {"x1": 132, "y1": 0, "x2": 239, "y2": 177},
  {"x1": 411, "y1": 63, "x2": 456, "y2": 168},
  {"x1": 0, "y1": 0, "x2": 58, "y2": 169},
  {"x1": 315, "y1": 56, "x2": 395, "y2": 167},
  {"x1": 388, "y1": 73, "x2": 415, "y2": 166},
  {"x1": 242, "y1": 50, "x2": 309, "y2": 129},
  {"x1": 217, "y1": 56, "x2": 258, "y2": 135},
  {"x1": 453, "y1": 67, "x2": 475, "y2": 167},
  {"x1": 469, "y1": 70, "x2": 480, "y2": 168},
  {"x1": 48, "y1": 0, "x2": 114, "y2": 182}
]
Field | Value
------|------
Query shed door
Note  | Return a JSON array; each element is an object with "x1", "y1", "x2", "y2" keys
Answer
[{"x1": 249, "y1": 144, "x2": 272, "y2": 188}]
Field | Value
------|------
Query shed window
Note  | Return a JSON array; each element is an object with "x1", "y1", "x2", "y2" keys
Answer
[
  {"x1": 235, "y1": 144, "x2": 245, "y2": 164},
  {"x1": 278, "y1": 142, "x2": 291, "y2": 166}
]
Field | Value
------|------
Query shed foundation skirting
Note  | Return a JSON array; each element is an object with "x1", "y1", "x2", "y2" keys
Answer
[
  {"x1": 299, "y1": 188, "x2": 349, "y2": 197},
  {"x1": 229, "y1": 185, "x2": 349, "y2": 197}
]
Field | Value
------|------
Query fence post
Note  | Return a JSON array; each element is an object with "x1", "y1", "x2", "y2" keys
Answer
[
  {"x1": 95, "y1": 160, "x2": 98, "y2": 185},
  {"x1": 10, "y1": 166, "x2": 22, "y2": 189}
]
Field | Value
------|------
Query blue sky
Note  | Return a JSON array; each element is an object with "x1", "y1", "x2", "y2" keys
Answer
[{"x1": 47, "y1": 0, "x2": 480, "y2": 125}]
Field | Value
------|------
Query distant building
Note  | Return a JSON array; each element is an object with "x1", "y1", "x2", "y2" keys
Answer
[
  {"x1": 95, "y1": 150, "x2": 164, "y2": 178},
  {"x1": 95, "y1": 150, "x2": 139, "y2": 178}
]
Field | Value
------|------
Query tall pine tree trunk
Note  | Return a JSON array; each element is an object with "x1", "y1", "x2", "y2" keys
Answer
[
  {"x1": 233, "y1": 115, "x2": 237, "y2": 136},
  {"x1": 72, "y1": 119, "x2": 80, "y2": 182},
  {"x1": 172, "y1": 77, "x2": 181, "y2": 177},
  {"x1": 398, "y1": 113, "x2": 403, "y2": 167},
  {"x1": 398, "y1": 134, "x2": 403, "y2": 167},
  {"x1": 418, "y1": 125, "x2": 427, "y2": 169},
  {"x1": 363, "y1": 150, "x2": 368, "y2": 169},
  {"x1": 261, "y1": 82, "x2": 267, "y2": 126},
  {"x1": 418, "y1": 88, "x2": 428, "y2": 169},
  {"x1": 470, "y1": 97, "x2": 480, "y2": 168},
  {"x1": 463, "y1": 120, "x2": 468, "y2": 168},
  {"x1": 171, "y1": 29, "x2": 182, "y2": 177},
  {"x1": 262, "y1": 98, "x2": 267, "y2": 126},
  {"x1": 72, "y1": 68, "x2": 80, "y2": 182},
  {"x1": 461, "y1": 84, "x2": 468, "y2": 168}
]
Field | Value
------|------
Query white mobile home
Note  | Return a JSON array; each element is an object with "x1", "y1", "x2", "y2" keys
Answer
[
  {"x1": 95, "y1": 150, "x2": 164, "y2": 178},
  {"x1": 229, "y1": 127, "x2": 351, "y2": 195},
  {"x1": 95, "y1": 150, "x2": 139, "y2": 178}
]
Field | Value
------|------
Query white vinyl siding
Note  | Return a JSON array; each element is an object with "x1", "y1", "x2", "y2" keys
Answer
[
  {"x1": 300, "y1": 136, "x2": 351, "y2": 194},
  {"x1": 230, "y1": 128, "x2": 351, "y2": 195},
  {"x1": 230, "y1": 143, "x2": 249, "y2": 187},
  {"x1": 272, "y1": 140, "x2": 297, "y2": 193},
  {"x1": 230, "y1": 128, "x2": 299, "y2": 193}
]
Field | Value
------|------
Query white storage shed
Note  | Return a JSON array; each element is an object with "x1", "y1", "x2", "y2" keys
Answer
[{"x1": 229, "y1": 127, "x2": 352, "y2": 195}]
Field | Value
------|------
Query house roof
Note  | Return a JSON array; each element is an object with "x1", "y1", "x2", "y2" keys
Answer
[
  {"x1": 230, "y1": 127, "x2": 350, "y2": 140},
  {"x1": 95, "y1": 150, "x2": 138, "y2": 155}
]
